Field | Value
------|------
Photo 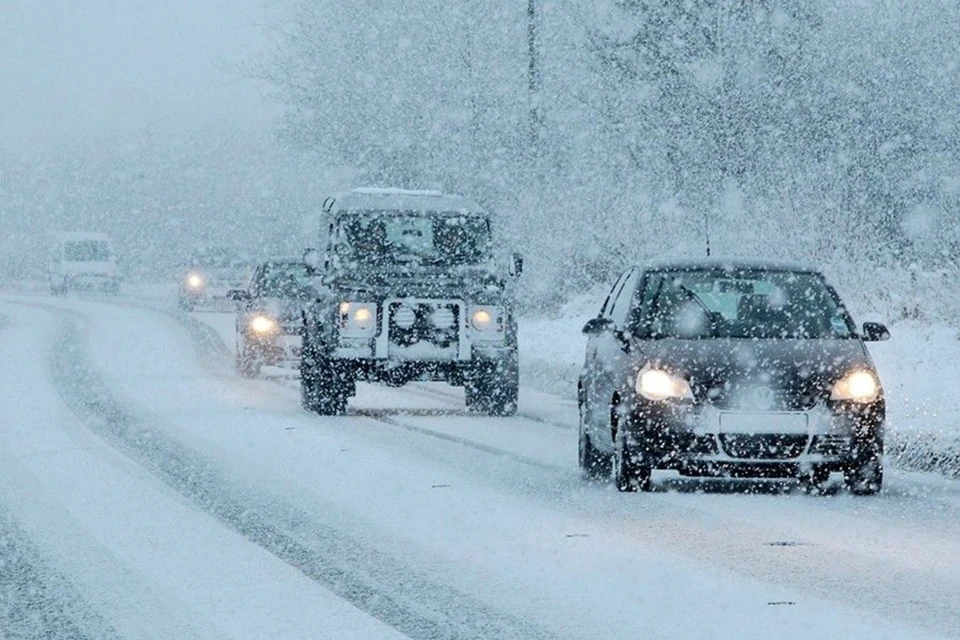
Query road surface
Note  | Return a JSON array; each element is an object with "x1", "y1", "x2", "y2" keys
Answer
[{"x1": 0, "y1": 294, "x2": 958, "y2": 639}]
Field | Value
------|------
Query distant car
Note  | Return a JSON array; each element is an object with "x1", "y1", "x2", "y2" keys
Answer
[
  {"x1": 578, "y1": 258, "x2": 889, "y2": 494},
  {"x1": 228, "y1": 259, "x2": 313, "y2": 377},
  {"x1": 49, "y1": 232, "x2": 120, "y2": 294},
  {"x1": 178, "y1": 246, "x2": 254, "y2": 311}
]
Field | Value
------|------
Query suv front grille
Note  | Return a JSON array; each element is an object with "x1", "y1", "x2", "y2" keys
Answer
[
  {"x1": 719, "y1": 434, "x2": 809, "y2": 460},
  {"x1": 388, "y1": 302, "x2": 460, "y2": 349}
]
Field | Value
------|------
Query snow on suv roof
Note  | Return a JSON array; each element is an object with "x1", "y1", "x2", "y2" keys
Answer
[
  {"x1": 326, "y1": 188, "x2": 485, "y2": 215},
  {"x1": 643, "y1": 256, "x2": 820, "y2": 273}
]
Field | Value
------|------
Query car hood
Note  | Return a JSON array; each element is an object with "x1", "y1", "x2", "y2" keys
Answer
[
  {"x1": 330, "y1": 265, "x2": 505, "y2": 301},
  {"x1": 633, "y1": 337, "x2": 875, "y2": 410}
]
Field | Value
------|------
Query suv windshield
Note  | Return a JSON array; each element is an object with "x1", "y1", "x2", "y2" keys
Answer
[
  {"x1": 641, "y1": 269, "x2": 855, "y2": 339},
  {"x1": 64, "y1": 241, "x2": 112, "y2": 262},
  {"x1": 337, "y1": 212, "x2": 491, "y2": 266}
]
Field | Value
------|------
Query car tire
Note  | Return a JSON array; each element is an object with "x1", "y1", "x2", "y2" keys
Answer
[
  {"x1": 845, "y1": 456, "x2": 883, "y2": 496},
  {"x1": 578, "y1": 403, "x2": 610, "y2": 480},
  {"x1": 613, "y1": 409, "x2": 652, "y2": 492},
  {"x1": 236, "y1": 340, "x2": 262, "y2": 378},
  {"x1": 300, "y1": 346, "x2": 347, "y2": 416},
  {"x1": 465, "y1": 358, "x2": 518, "y2": 417},
  {"x1": 798, "y1": 466, "x2": 831, "y2": 494}
]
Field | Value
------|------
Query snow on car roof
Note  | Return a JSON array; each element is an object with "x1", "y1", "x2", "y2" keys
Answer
[
  {"x1": 643, "y1": 256, "x2": 820, "y2": 273},
  {"x1": 326, "y1": 187, "x2": 486, "y2": 215}
]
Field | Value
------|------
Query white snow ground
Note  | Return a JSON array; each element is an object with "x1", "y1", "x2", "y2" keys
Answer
[{"x1": 0, "y1": 290, "x2": 959, "y2": 639}]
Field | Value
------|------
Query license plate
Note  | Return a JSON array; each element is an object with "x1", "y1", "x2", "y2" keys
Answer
[{"x1": 718, "y1": 412, "x2": 808, "y2": 435}]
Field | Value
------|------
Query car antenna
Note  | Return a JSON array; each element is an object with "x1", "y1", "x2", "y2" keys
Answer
[{"x1": 703, "y1": 209, "x2": 711, "y2": 257}]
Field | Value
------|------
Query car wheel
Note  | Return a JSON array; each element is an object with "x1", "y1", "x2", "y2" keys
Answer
[
  {"x1": 613, "y1": 408, "x2": 651, "y2": 493},
  {"x1": 236, "y1": 340, "x2": 262, "y2": 378},
  {"x1": 798, "y1": 466, "x2": 831, "y2": 494},
  {"x1": 845, "y1": 457, "x2": 883, "y2": 496},
  {"x1": 300, "y1": 347, "x2": 347, "y2": 416},
  {"x1": 465, "y1": 359, "x2": 518, "y2": 417},
  {"x1": 578, "y1": 401, "x2": 610, "y2": 480}
]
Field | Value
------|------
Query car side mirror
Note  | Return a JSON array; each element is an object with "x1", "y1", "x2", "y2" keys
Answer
[
  {"x1": 509, "y1": 252, "x2": 524, "y2": 278},
  {"x1": 303, "y1": 248, "x2": 321, "y2": 273},
  {"x1": 582, "y1": 316, "x2": 614, "y2": 336},
  {"x1": 227, "y1": 289, "x2": 251, "y2": 302},
  {"x1": 862, "y1": 321, "x2": 890, "y2": 342}
]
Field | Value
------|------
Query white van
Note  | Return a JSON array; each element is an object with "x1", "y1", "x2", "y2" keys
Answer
[{"x1": 49, "y1": 232, "x2": 120, "y2": 294}]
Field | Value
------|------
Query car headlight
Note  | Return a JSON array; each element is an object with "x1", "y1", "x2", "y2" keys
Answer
[
  {"x1": 636, "y1": 367, "x2": 694, "y2": 402},
  {"x1": 338, "y1": 301, "x2": 377, "y2": 337},
  {"x1": 186, "y1": 273, "x2": 204, "y2": 289},
  {"x1": 831, "y1": 370, "x2": 879, "y2": 403},
  {"x1": 249, "y1": 315, "x2": 277, "y2": 334}
]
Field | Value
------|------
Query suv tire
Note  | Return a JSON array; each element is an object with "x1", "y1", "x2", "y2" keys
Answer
[{"x1": 465, "y1": 358, "x2": 518, "y2": 417}]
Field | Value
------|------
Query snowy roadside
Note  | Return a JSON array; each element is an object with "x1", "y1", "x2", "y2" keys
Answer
[{"x1": 519, "y1": 295, "x2": 960, "y2": 478}]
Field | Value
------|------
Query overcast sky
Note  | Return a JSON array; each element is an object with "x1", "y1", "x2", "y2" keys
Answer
[{"x1": 0, "y1": 0, "x2": 276, "y2": 152}]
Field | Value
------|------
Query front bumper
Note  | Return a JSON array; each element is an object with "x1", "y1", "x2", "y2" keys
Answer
[{"x1": 624, "y1": 399, "x2": 883, "y2": 476}]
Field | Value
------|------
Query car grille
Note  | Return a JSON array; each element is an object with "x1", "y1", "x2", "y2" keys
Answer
[
  {"x1": 809, "y1": 435, "x2": 850, "y2": 456},
  {"x1": 388, "y1": 302, "x2": 460, "y2": 348},
  {"x1": 718, "y1": 434, "x2": 809, "y2": 460},
  {"x1": 705, "y1": 385, "x2": 820, "y2": 411}
]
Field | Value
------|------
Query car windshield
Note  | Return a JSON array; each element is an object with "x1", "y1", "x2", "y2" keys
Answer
[
  {"x1": 643, "y1": 269, "x2": 855, "y2": 339},
  {"x1": 64, "y1": 240, "x2": 112, "y2": 261},
  {"x1": 337, "y1": 212, "x2": 491, "y2": 266},
  {"x1": 258, "y1": 262, "x2": 312, "y2": 297}
]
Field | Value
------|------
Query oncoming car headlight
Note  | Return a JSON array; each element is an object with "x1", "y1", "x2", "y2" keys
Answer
[
  {"x1": 636, "y1": 367, "x2": 693, "y2": 402},
  {"x1": 338, "y1": 302, "x2": 377, "y2": 337},
  {"x1": 831, "y1": 370, "x2": 879, "y2": 403},
  {"x1": 249, "y1": 315, "x2": 277, "y2": 334},
  {"x1": 186, "y1": 273, "x2": 204, "y2": 290}
]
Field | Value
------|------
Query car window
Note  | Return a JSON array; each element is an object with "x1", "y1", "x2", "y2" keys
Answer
[
  {"x1": 609, "y1": 269, "x2": 640, "y2": 328},
  {"x1": 640, "y1": 269, "x2": 856, "y2": 339},
  {"x1": 600, "y1": 270, "x2": 631, "y2": 318},
  {"x1": 626, "y1": 272, "x2": 661, "y2": 334},
  {"x1": 255, "y1": 263, "x2": 312, "y2": 298}
]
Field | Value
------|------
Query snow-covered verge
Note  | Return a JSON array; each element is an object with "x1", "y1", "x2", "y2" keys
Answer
[{"x1": 519, "y1": 296, "x2": 960, "y2": 478}]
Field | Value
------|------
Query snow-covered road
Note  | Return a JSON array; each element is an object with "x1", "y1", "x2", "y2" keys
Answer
[{"x1": 1, "y1": 294, "x2": 958, "y2": 639}]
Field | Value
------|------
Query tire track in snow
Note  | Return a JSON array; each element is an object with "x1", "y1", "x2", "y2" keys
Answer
[
  {"x1": 37, "y1": 302, "x2": 557, "y2": 640},
  {"x1": 0, "y1": 504, "x2": 119, "y2": 640}
]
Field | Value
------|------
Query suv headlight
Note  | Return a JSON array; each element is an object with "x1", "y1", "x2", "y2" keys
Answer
[
  {"x1": 186, "y1": 273, "x2": 204, "y2": 290},
  {"x1": 469, "y1": 305, "x2": 504, "y2": 333},
  {"x1": 831, "y1": 370, "x2": 879, "y2": 403},
  {"x1": 636, "y1": 367, "x2": 693, "y2": 402},
  {"x1": 338, "y1": 301, "x2": 377, "y2": 337}
]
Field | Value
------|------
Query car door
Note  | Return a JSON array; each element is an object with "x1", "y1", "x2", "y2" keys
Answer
[{"x1": 584, "y1": 268, "x2": 639, "y2": 447}]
